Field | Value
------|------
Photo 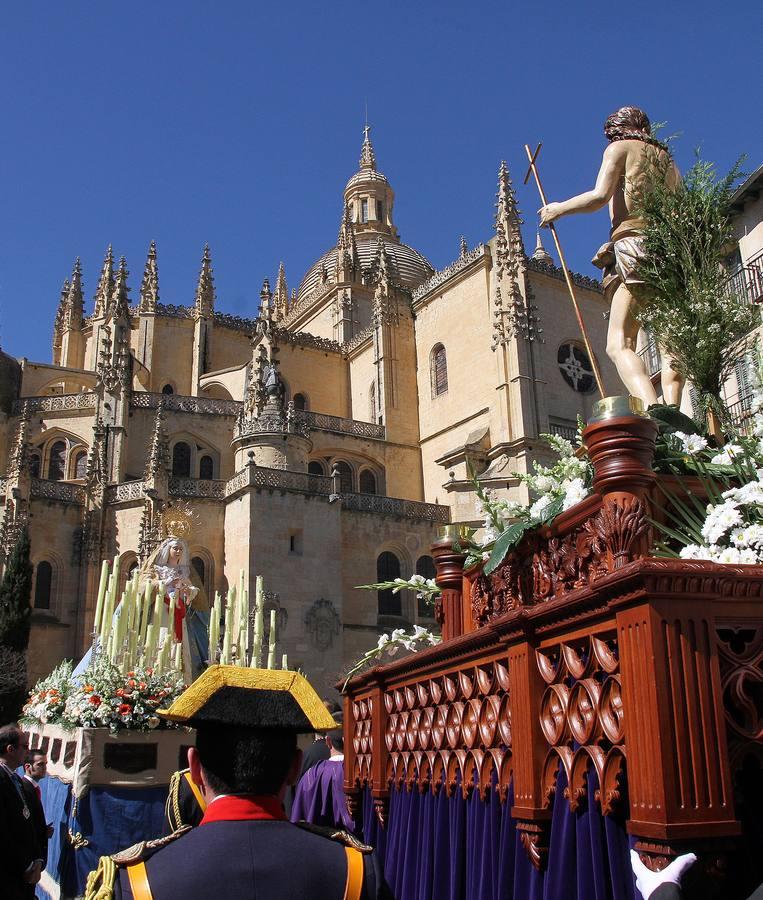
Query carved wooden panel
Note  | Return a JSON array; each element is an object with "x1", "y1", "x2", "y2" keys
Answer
[
  {"x1": 536, "y1": 631, "x2": 625, "y2": 816},
  {"x1": 350, "y1": 693, "x2": 374, "y2": 788}
]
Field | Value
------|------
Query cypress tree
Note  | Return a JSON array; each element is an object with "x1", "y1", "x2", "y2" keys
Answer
[{"x1": 0, "y1": 527, "x2": 33, "y2": 652}]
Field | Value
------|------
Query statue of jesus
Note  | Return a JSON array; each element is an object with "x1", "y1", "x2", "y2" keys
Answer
[{"x1": 539, "y1": 106, "x2": 684, "y2": 408}]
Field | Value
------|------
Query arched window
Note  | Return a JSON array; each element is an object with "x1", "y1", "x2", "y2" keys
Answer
[
  {"x1": 172, "y1": 442, "x2": 191, "y2": 478},
  {"x1": 34, "y1": 561, "x2": 53, "y2": 610},
  {"x1": 416, "y1": 555, "x2": 436, "y2": 617},
  {"x1": 334, "y1": 461, "x2": 353, "y2": 494},
  {"x1": 377, "y1": 552, "x2": 401, "y2": 616},
  {"x1": 162, "y1": 384, "x2": 175, "y2": 395},
  {"x1": 48, "y1": 441, "x2": 67, "y2": 481},
  {"x1": 369, "y1": 382, "x2": 376, "y2": 423},
  {"x1": 431, "y1": 344, "x2": 448, "y2": 397},
  {"x1": 191, "y1": 556, "x2": 205, "y2": 587},
  {"x1": 73, "y1": 450, "x2": 88, "y2": 480},
  {"x1": 293, "y1": 393, "x2": 307, "y2": 411},
  {"x1": 359, "y1": 470, "x2": 377, "y2": 495},
  {"x1": 308, "y1": 461, "x2": 326, "y2": 477},
  {"x1": 29, "y1": 452, "x2": 41, "y2": 479},
  {"x1": 199, "y1": 455, "x2": 214, "y2": 480}
]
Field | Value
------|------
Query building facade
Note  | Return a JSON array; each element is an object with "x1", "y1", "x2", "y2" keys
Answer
[{"x1": 0, "y1": 130, "x2": 616, "y2": 692}]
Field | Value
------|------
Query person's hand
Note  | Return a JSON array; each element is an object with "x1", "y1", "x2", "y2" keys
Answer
[
  {"x1": 25, "y1": 860, "x2": 42, "y2": 884},
  {"x1": 539, "y1": 202, "x2": 563, "y2": 227},
  {"x1": 630, "y1": 850, "x2": 697, "y2": 899}
]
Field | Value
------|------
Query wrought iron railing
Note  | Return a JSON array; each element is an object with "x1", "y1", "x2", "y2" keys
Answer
[
  {"x1": 340, "y1": 492, "x2": 450, "y2": 523},
  {"x1": 131, "y1": 392, "x2": 242, "y2": 417},
  {"x1": 31, "y1": 479, "x2": 86, "y2": 504},
  {"x1": 726, "y1": 394, "x2": 755, "y2": 433},
  {"x1": 548, "y1": 421, "x2": 577, "y2": 442},
  {"x1": 726, "y1": 249, "x2": 763, "y2": 306},
  {"x1": 17, "y1": 393, "x2": 97, "y2": 414}
]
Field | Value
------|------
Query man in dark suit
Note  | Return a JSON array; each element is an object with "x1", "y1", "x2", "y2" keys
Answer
[
  {"x1": 0, "y1": 723, "x2": 43, "y2": 899},
  {"x1": 21, "y1": 749, "x2": 53, "y2": 873},
  {"x1": 85, "y1": 666, "x2": 392, "y2": 900}
]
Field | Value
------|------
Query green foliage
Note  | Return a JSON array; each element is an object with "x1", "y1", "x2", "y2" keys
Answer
[
  {"x1": 634, "y1": 153, "x2": 756, "y2": 422},
  {"x1": 0, "y1": 527, "x2": 33, "y2": 652}
]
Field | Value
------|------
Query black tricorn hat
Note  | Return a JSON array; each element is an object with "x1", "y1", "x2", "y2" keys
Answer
[{"x1": 158, "y1": 665, "x2": 339, "y2": 733}]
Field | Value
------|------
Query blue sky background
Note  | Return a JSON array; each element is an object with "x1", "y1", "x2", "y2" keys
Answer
[{"x1": 1, "y1": 0, "x2": 761, "y2": 362}]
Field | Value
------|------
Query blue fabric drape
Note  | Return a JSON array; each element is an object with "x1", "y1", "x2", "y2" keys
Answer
[{"x1": 358, "y1": 768, "x2": 634, "y2": 900}]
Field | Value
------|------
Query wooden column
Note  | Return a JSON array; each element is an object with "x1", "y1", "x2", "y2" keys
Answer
[
  {"x1": 509, "y1": 640, "x2": 551, "y2": 868},
  {"x1": 369, "y1": 680, "x2": 390, "y2": 824},
  {"x1": 431, "y1": 530, "x2": 467, "y2": 641}
]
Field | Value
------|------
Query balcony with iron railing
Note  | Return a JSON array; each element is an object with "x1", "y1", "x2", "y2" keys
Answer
[{"x1": 726, "y1": 248, "x2": 763, "y2": 306}]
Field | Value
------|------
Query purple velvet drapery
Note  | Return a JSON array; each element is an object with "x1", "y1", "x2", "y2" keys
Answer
[{"x1": 358, "y1": 768, "x2": 635, "y2": 900}]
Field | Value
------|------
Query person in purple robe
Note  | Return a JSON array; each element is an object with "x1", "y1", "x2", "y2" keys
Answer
[{"x1": 291, "y1": 725, "x2": 354, "y2": 832}]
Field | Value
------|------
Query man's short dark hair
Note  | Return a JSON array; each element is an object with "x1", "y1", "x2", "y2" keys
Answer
[
  {"x1": 196, "y1": 726, "x2": 298, "y2": 795},
  {"x1": 0, "y1": 723, "x2": 22, "y2": 754},
  {"x1": 326, "y1": 727, "x2": 344, "y2": 753},
  {"x1": 25, "y1": 749, "x2": 45, "y2": 767}
]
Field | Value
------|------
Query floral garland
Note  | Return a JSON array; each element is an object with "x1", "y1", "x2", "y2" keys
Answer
[
  {"x1": 342, "y1": 624, "x2": 440, "y2": 689},
  {"x1": 21, "y1": 658, "x2": 185, "y2": 735}
]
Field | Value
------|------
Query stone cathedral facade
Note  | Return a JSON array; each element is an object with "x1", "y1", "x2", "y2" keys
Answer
[{"x1": 0, "y1": 130, "x2": 615, "y2": 692}]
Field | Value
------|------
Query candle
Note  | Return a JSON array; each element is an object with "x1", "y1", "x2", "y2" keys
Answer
[
  {"x1": 221, "y1": 587, "x2": 234, "y2": 665},
  {"x1": 252, "y1": 576, "x2": 264, "y2": 668},
  {"x1": 173, "y1": 640, "x2": 182, "y2": 672},
  {"x1": 93, "y1": 560, "x2": 110, "y2": 639},
  {"x1": 100, "y1": 574, "x2": 115, "y2": 650},
  {"x1": 267, "y1": 608, "x2": 277, "y2": 669},
  {"x1": 281, "y1": 653, "x2": 288, "y2": 670}
]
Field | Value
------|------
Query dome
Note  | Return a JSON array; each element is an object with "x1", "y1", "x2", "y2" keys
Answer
[{"x1": 297, "y1": 237, "x2": 434, "y2": 300}]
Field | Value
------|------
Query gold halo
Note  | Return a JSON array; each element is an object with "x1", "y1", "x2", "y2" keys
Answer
[{"x1": 159, "y1": 501, "x2": 201, "y2": 540}]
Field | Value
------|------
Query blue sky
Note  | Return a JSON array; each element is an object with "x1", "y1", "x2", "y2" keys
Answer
[{"x1": 1, "y1": 0, "x2": 760, "y2": 362}]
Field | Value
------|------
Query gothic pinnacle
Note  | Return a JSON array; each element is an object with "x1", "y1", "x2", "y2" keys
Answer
[
  {"x1": 93, "y1": 244, "x2": 115, "y2": 318},
  {"x1": 273, "y1": 262, "x2": 289, "y2": 319},
  {"x1": 460, "y1": 236, "x2": 468, "y2": 258},
  {"x1": 140, "y1": 241, "x2": 160, "y2": 314},
  {"x1": 359, "y1": 123, "x2": 377, "y2": 171},
  {"x1": 110, "y1": 256, "x2": 131, "y2": 321},
  {"x1": 65, "y1": 257, "x2": 85, "y2": 329},
  {"x1": 194, "y1": 243, "x2": 215, "y2": 318},
  {"x1": 259, "y1": 278, "x2": 273, "y2": 318},
  {"x1": 532, "y1": 230, "x2": 553, "y2": 265}
]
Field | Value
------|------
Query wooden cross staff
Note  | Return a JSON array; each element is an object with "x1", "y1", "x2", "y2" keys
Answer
[{"x1": 523, "y1": 143, "x2": 606, "y2": 397}]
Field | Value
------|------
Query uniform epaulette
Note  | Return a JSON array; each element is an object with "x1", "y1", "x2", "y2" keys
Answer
[
  {"x1": 110, "y1": 825, "x2": 192, "y2": 865},
  {"x1": 295, "y1": 821, "x2": 372, "y2": 852},
  {"x1": 165, "y1": 768, "x2": 187, "y2": 832}
]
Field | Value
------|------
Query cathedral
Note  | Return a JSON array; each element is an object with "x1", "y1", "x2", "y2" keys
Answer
[{"x1": 0, "y1": 129, "x2": 615, "y2": 693}]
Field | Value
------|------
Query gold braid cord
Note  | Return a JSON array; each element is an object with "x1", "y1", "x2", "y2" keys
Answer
[
  {"x1": 84, "y1": 856, "x2": 117, "y2": 900},
  {"x1": 166, "y1": 769, "x2": 184, "y2": 833}
]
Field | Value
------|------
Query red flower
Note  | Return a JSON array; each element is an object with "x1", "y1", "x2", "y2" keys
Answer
[
  {"x1": 127, "y1": 679, "x2": 137, "y2": 689},
  {"x1": 84, "y1": 684, "x2": 94, "y2": 693},
  {"x1": 116, "y1": 688, "x2": 126, "y2": 697},
  {"x1": 118, "y1": 704, "x2": 132, "y2": 715},
  {"x1": 138, "y1": 682, "x2": 147, "y2": 690},
  {"x1": 127, "y1": 671, "x2": 135, "y2": 677},
  {"x1": 89, "y1": 695, "x2": 101, "y2": 706}
]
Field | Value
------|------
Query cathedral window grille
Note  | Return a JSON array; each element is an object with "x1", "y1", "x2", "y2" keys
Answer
[
  {"x1": 73, "y1": 450, "x2": 88, "y2": 480},
  {"x1": 34, "y1": 561, "x2": 53, "y2": 610},
  {"x1": 172, "y1": 442, "x2": 192, "y2": 478},
  {"x1": 377, "y1": 551, "x2": 401, "y2": 616},
  {"x1": 48, "y1": 441, "x2": 67, "y2": 481},
  {"x1": 415, "y1": 555, "x2": 436, "y2": 618},
  {"x1": 29, "y1": 452, "x2": 41, "y2": 479},
  {"x1": 361, "y1": 199, "x2": 369, "y2": 224},
  {"x1": 308, "y1": 460, "x2": 326, "y2": 477},
  {"x1": 431, "y1": 345, "x2": 448, "y2": 397},
  {"x1": 293, "y1": 393, "x2": 307, "y2": 411},
  {"x1": 162, "y1": 383, "x2": 175, "y2": 395},
  {"x1": 359, "y1": 469, "x2": 377, "y2": 495},
  {"x1": 334, "y1": 460, "x2": 353, "y2": 494},
  {"x1": 199, "y1": 455, "x2": 214, "y2": 480},
  {"x1": 191, "y1": 556, "x2": 205, "y2": 587}
]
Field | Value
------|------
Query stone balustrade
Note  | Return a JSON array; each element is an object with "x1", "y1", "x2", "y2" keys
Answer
[
  {"x1": 31, "y1": 479, "x2": 86, "y2": 504},
  {"x1": 131, "y1": 392, "x2": 242, "y2": 417},
  {"x1": 340, "y1": 492, "x2": 450, "y2": 523},
  {"x1": 18, "y1": 393, "x2": 97, "y2": 414},
  {"x1": 105, "y1": 481, "x2": 147, "y2": 504},
  {"x1": 168, "y1": 477, "x2": 227, "y2": 499}
]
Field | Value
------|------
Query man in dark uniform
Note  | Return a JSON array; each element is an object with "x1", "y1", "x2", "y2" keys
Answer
[
  {"x1": 162, "y1": 766, "x2": 206, "y2": 833},
  {"x1": 85, "y1": 666, "x2": 391, "y2": 900},
  {"x1": 0, "y1": 723, "x2": 43, "y2": 899}
]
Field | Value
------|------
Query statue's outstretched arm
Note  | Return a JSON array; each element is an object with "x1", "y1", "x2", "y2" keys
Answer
[{"x1": 540, "y1": 144, "x2": 624, "y2": 225}]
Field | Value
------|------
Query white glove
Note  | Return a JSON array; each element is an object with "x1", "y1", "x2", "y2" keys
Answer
[{"x1": 630, "y1": 850, "x2": 697, "y2": 900}]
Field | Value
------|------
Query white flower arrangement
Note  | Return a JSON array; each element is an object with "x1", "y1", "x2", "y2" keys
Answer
[{"x1": 342, "y1": 625, "x2": 441, "y2": 689}]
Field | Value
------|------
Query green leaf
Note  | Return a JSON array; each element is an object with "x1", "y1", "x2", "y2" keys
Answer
[
  {"x1": 483, "y1": 521, "x2": 531, "y2": 575},
  {"x1": 540, "y1": 496, "x2": 564, "y2": 524}
]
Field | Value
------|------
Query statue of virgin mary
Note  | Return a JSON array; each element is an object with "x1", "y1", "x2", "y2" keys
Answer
[{"x1": 139, "y1": 536, "x2": 210, "y2": 681}]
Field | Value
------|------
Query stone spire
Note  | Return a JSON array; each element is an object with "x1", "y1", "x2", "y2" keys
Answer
[
  {"x1": 139, "y1": 241, "x2": 160, "y2": 314},
  {"x1": 65, "y1": 258, "x2": 85, "y2": 329},
  {"x1": 531, "y1": 230, "x2": 553, "y2": 265},
  {"x1": 144, "y1": 400, "x2": 170, "y2": 479},
  {"x1": 494, "y1": 161, "x2": 524, "y2": 275},
  {"x1": 259, "y1": 278, "x2": 273, "y2": 320},
  {"x1": 372, "y1": 238, "x2": 397, "y2": 327},
  {"x1": 359, "y1": 123, "x2": 377, "y2": 171},
  {"x1": 273, "y1": 262, "x2": 289, "y2": 320},
  {"x1": 336, "y1": 204, "x2": 358, "y2": 280},
  {"x1": 93, "y1": 245, "x2": 115, "y2": 318},
  {"x1": 460, "y1": 236, "x2": 468, "y2": 258},
  {"x1": 52, "y1": 279, "x2": 69, "y2": 359},
  {"x1": 194, "y1": 244, "x2": 215, "y2": 319},
  {"x1": 109, "y1": 256, "x2": 131, "y2": 322}
]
